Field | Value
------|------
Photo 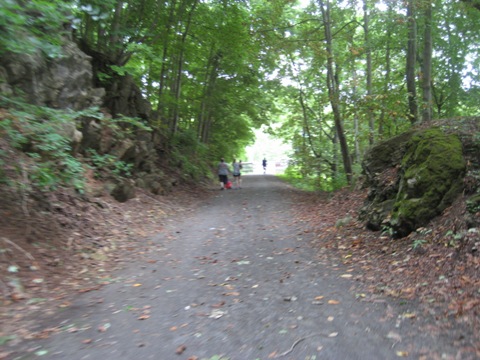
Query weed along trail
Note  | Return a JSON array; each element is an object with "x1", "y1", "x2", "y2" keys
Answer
[{"x1": 8, "y1": 175, "x2": 461, "y2": 360}]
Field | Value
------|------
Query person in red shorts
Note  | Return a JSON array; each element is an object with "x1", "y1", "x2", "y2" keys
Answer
[{"x1": 217, "y1": 158, "x2": 230, "y2": 190}]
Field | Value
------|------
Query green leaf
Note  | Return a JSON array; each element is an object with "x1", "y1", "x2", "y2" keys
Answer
[{"x1": 0, "y1": 335, "x2": 17, "y2": 346}]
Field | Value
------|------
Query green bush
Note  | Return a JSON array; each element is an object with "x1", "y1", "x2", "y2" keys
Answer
[
  {"x1": 0, "y1": 0, "x2": 71, "y2": 57},
  {"x1": 0, "y1": 96, "x2": 103, "y2": 192},
  {"x1": 87, "y1": 149, "x2": 133, "y2": 179},
  {"x1": 169, "y1": 130, "x2": 211, "y2": 181}
]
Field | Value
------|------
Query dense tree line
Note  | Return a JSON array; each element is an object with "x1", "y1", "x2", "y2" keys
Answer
[{"x1": 1, "y1": 0, "x2": 479, "y2": 189}]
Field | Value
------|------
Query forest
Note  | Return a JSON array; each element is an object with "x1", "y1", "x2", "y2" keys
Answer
[
  {"x1": 1, "y1": 1, "x2": 480, "y2": 356},
  {"x1": 1, "y1": 0, "x2": 479, "y2": 193}
]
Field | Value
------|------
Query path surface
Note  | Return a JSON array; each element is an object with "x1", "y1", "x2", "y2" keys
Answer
[{"x1": 8, "y1": 176, "x2": 458, "y2": 359}]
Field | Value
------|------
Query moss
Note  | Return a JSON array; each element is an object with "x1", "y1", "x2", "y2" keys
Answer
[
  {"x1": 362, "y1": 131, "x2": 415, "y2": 174},
  {"x1": 391, "y1": 128, "x2": 466, "y2": 237}
]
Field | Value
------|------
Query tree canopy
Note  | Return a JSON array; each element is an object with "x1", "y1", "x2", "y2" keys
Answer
[{"x1": 1, "y1": 0, "x2": 479, "y2": 189}]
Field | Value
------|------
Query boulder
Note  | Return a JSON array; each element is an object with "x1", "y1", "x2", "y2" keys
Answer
[
  {"x1": 110, "y1": 179, "x2": 136, "y2": 202},
  {"x1": 0, "y1": 41, "x2": 104, "y2": 110},
  {"x1": 360, "y1": 127, "x2": 466, "y2": 238}
]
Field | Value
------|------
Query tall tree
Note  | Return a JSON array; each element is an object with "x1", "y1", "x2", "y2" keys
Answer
[
  {"x1": 363, "y1": 0, "x2": 374, "y2": 144},
  {"x1": 406, "y1": 0, "x2": 418, "y2": 124},
  {"x1": 318, "y1": 0, "x2": 353, "y2": 184},
  {"x1": 421, "y1": 0, "x2": 433, "y2": 123}
]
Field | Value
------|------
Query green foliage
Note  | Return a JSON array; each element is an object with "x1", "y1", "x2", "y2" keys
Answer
[
  {"x1": 0, "y1": 96, "x2": 104, "y2": 191},
  {"x1": 0, "y1": 0, "x2": 71, "y2": 57},
  {"x1": 169, "y1": 129, "x2": 211, "y2": 181},
  {"x1": 86, "y1": 149, "x2": 133, "y2": 180},
  {"x1": 411, "y1": 238, "x2": 427, "y2": 249},
  {"x1": 105, "y1": 115, "x2": 152, "y2": 138},
  {"x1": 279, "y1": 161, "x2": 350, "y2": 192},
  {"x1": 444, "y1": 229, "x2": 464, "y2": 248},
  {"x1": 3, "y1": 0, "x2": 477, "y2": 195},
  {"x1": 466, "y1": 192, "x2": 480, "y2": 214}
]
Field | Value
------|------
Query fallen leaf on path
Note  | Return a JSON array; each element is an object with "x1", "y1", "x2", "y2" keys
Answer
[
  {"x1": 78, "y1": 285, "x2": 102, "y2": 293},
  {"x1": 340, "y1": 274, "x2": 353, "y2": 278},
  {"x1": 314, "y1": 296, "x2": 324, "y2": 300},
  {"x1": 133, "y1": 283, "x2": 142, "y2": 287},
  {"x1": 328, "y1": 332, "x2": 338, "y2": 337},
  {"x1": 82, "y1": 339, "x2": 93, "y2": 344},
  {"x1": 396, "y1": 351, "x2": 409, "y2": 357},
  {"x1": 176, "y1": 345, "x2": 186, "y2": 355},
  {"x1": 98, "y1": 323, "x2": 111, "y2": 332},
  {"x1": 328, "y1": 300, "x2": 340, "y2": 305},
  {"x1": 268, "y1": 351, "x2": 277, "y2": 358},
  {"x1": 211, "y1": 301, "x2": 225, "y2": 308},
  {"x1": 236, "y1": 260, "x2": 250, "y2": 265},
  {"x1": 209, "y1": 309, "x2": 226, "y2": 319},
  {"x1": 387, "y1": 331, "x2": 402, "y2": 342}
]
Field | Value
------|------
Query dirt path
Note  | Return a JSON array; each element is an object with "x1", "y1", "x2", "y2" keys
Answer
[{"x1": 5, "y1": 176, "x2": 463, "y2": 360}]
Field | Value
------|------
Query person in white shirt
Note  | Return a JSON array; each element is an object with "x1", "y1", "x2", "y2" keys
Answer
[{"x1": 232, "y1": 159, "x2": 243, "y2": 189}]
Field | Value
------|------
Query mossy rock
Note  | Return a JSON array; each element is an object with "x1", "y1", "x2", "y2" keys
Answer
[
  {"x1": 390, "y1": 128, "x2": 466, "y2": 237},
  {"x1": 362, "y1": 130, "x2": 415, "y2": 184}
]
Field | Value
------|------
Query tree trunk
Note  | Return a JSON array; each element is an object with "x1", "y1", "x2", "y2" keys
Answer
[
  {"x1": 199, "y1": 50, "x2": 221, "y2": 143},
  {"x1": 406, "y1": 0, "x2": 418, "y2": 124},
  {"x1": 318, "y1": 0, "x2": 353, "y2": 184},
  {"x1": 109, "y1": 0, "x2": 123, "y2": 60},
  {"x1": 171, "y1": 0, "x2": 199, "y2": 135},
  {"x1": 378, "y1": 2, "x2": 393, "y2": 139},
  {"x1": 157, "y1": 0, "x2": 177, "y2": 123},
  {"x1": 421, "y1": 1, "x2": 433, "y2": 123},
  {"x1": 363, "y1": 0, "x2": 374, "y2": 145}
]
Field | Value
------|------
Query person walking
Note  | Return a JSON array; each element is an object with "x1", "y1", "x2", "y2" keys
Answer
[
  {"x1": 232, "y1": 159, "x2": 243, "y2": 189},
  {"x1": 262, "y1": 158, "x2": 267, "y2": 174},
  {"x1": 218, "y1": 158, "x2": 230, "y2": 190}
]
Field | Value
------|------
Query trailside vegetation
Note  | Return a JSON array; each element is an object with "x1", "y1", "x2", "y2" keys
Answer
[{"x1": 0, "y1": 0, "x2": 479, "y2": 191}]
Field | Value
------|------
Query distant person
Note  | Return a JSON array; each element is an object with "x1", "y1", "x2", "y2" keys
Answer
[
  {"x1": 262, "y1": 158, "x2": 267, "y2": 174},
  {"x1": 232, "y1": 159, "x2": 243, "y2": 189},
  {"x1": 217, "y1": 158, "x2": 230, "y2": 190}
]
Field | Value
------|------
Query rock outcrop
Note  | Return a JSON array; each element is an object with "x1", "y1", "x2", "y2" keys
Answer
[
  {"x1": 0, "y1": 37, "x2": 176, "y2": 200},
  {"x1": 359, "y1": 121, "x2": 480, "y2": 238},
  {"x1": 0, "y1": 41, "x2": 105, "y2": 110}
]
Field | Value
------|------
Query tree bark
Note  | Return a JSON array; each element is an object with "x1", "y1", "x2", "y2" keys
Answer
[
  {"x1": 318, "y1": 0, "x2": 353, "y2": 184},
  {"x1": 363, "y1": 0, "x2": 374, "y2": 145},
  {"x1": 421, "y1": 1, "x2": 433, "y2": 123},
  {"x1": 171, "y1": 0, "x2": 199, "y2": 135},
  {"x1": 406, "y1": 0, "x2": 418, "y2": 124},
  {"x1": 378, "y1": 2, "x2": 393, "y2": 138}
]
